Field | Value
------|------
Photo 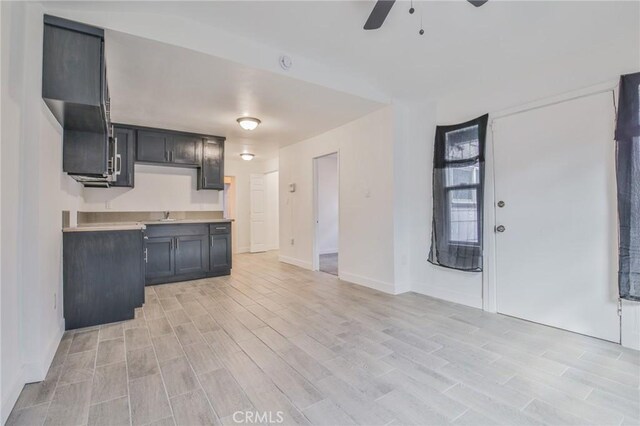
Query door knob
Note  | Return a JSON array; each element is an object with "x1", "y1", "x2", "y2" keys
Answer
[
  {"x1": 497, "y1": 201, "x2": 505, "y2": 208},
  {"x1": 496, "y1": 225, "x2": 506, "y2": 233}
]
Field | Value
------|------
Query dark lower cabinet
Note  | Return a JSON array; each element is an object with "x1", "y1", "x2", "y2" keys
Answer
[
  {"x1": 145, "y1": 222, "x2": 231, "y2": 285},
  {"x1": 210, "y1": 234, "x2": 231, "y2": 271},
  {"x1": 175, "y1": 234, "x2": 209, "y2": 275},
  {"x1": 63, "y1": 229, "x2": 144, "y2": 330},
  {"x1": 145, "y1": 237, "x2": 175, "y2": 280}
]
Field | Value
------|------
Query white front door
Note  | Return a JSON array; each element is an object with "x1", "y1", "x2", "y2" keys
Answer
[
  {"x1": 493, "y1": 91, "x2": 620, "y2": 342},
  {"x1": 250, "y1": 174, "x2": 267, "y2": 253}
]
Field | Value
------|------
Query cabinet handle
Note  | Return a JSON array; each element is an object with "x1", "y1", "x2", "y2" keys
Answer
[
  {"x1": 115, "y1": 154, "x2": 122, "y2": 176},
  {"x1": 165, "y1": 150, "x2": 168, "y2": 161},
  {"x1": 203, "y1": 177, "x2": 207, "y2": 187},
  {"x1": 170, "y1": 151, "x2": 174, "y2": 162},
  {"x1": 170, "y1": 238, "x2": 173, "y2": 250},
  {"x1": 144, "y1": 248, "x2": 148, "y2": 263},
  {"x1": 210, "y1": 235, "x2": 213, "y2": 247},
  {"x1": 175, "y1": 238, "x2": 179, "y2": 251},
  {"x1": 215, "y1": 226, "x2": 227, "y2": 230}
]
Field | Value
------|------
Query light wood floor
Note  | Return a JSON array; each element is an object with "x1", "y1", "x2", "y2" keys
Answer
[
  {"x1": 8, "y1": 251, "x2": 640, "y2": 426},
  {"x1": 319, "y1": 253, "x2": 338, "y2": 276}
]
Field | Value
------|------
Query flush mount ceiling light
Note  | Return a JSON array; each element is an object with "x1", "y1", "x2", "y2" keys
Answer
[
  {"x1": 240, "y1": 153, "x2": 255, "y2": 161},
  {"x1": 237, "y1": 117, "x2": 261, "y2": 131}
]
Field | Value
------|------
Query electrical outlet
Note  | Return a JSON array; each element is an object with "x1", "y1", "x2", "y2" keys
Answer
[
  {"x1": 105, "y1": 200, "x2": 112, "y2": 209},
  {"x1": 290, "y1": 238, "x2": 295, "y2": 245}
]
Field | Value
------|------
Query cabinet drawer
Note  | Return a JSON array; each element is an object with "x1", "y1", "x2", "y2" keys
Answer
[
  {"x1": 210, "y1": 223, "x2": 231, "y2": 234},
  {"x1": 145, "y1": 224, "x2": 209, "y2": 238}
]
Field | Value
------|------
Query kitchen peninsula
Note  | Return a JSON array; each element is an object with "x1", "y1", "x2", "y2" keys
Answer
[{"x1": 63, "y1": 213, "x2": 232, "y2": 329}]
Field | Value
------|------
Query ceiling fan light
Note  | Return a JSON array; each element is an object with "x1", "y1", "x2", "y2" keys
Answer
[
  {"x1": 240, "y1": 153, "x2": 255, "y2": 161},
  {"x1": 237, "y1": 117, "x2": 261, "y2": 131}
]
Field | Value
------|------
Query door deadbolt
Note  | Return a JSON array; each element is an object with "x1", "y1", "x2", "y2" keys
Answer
[
  {"x1": 497, "y1": 201, "x2": 505, "y2": 208},
  {"x1": 496, "y1": 225, "x2": 506, "y2": 233}
]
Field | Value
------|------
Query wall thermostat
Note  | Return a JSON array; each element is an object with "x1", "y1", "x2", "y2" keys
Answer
[
  {"x1": 289, "y1": 183, "x2": 296, "y2": 193},
  {"x1": 279, "y1": 55, "x2": 293, "y2": 71}
]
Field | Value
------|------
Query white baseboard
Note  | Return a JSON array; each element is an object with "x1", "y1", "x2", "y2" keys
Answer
[
  {"x1": 23, "y1": 318, "x2": 64, "y2": 383},
  {"x1": 318, "y1": 248, "x2": 338, "y2": 255},
  {"x1": 621, "y1": 300, "x2": 640, "y2": 350},
  {"x1": 412, "y1": 282, "x2": 483, "y2": 309},
  {"x1": 235, "y1": 246, "x2": 250, "y2": 254},
  {"x1": 1, "y1": 366, "x2": 24, "y2": 424},
  {"x1": 278, "y1": 255, "x2": 313, "y2": 270},
  {"x1": 339, "y1": 271, "x2": 396, "y2": 295}
]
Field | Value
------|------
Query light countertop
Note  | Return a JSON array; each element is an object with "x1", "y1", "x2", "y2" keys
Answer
[{"x1": 63, "y1": 218, "x2": 233, "y2": 233}]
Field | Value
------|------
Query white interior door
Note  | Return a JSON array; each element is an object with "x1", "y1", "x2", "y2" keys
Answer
[
  {"x1": 493, "y1": 91, "x2": 620, "y2": 343},
  {"x1": 250, "y1": 174, "x2": 267, "y2": 253}
]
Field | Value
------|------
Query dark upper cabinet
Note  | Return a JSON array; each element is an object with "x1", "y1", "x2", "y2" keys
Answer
[
  {"x1": 175, "y1": 234, "x2": 209, "y2": 275},
  {"x1": 198, "y1": 138, "x2": 225, "y2": 190},
  {"x1": 43, "y1": 15, "x2": 108, "y2": 132},
  {"x1": 112, "y1": 126, "x2": 135, "y2": 187},
  {"x1": 210, "y1": 234, "x2": 231, "y2": 271},
  {"x1": 170, "y1": 134, "x2": 200, "y2": 165},
  {"x1": 63, "y1": 130, "x2": 109, "y2": 176},
  {"x1": 136, "y1": 129, "x2": 201, "y2": 167},
  {"x1": 44, "y1": 15, "x2": 114, "y2": 185},
  {"x1": 145, "y1": 236, "x2": 175, "y2": 280},
  {"x1": 137, "y1": 130, "x2": 171, "y2": 163}
]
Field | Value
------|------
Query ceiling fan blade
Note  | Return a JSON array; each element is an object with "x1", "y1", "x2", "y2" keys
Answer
[
  {"x1": 467, "y1": 0, "x2": 488, "y2": 6},
  {"x1": 364, "y1": 0, "x2": 396, "y2": 30}
]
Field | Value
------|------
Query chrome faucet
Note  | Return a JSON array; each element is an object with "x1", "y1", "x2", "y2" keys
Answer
[{"x1": 164, "y1": 211, "x2": 170, "y2": 220}]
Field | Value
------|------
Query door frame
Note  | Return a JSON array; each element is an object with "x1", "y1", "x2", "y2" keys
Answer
[
  {"x1": 223, "y1": 176, "x2": 238, "y2": 253},
  {"x1": 312, "y1": 152, "x2": 340, "y2": 272},
  {"x1": 250, "y1": 173, "x2": 267, "y2": 253},
  {"x1": 482, "y1": 80, "x2": 619, "y2": 314}
]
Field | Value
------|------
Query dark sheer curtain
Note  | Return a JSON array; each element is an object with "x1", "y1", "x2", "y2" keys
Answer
[
  {"x1": 429, "y1": 114, "x2": 488, "y2": 272},
  {"x1": 615, "y1": 72, "x2": 640, "y2": 301}
]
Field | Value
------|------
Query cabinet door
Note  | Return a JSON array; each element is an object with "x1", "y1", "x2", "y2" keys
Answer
[
  {"x1": 170, "y1": 134, "x2": 200, "y2": 165},
  {"x1": 175, "y1": 234, "x2": 209, "y2": 275},
  {"x1": 199, "y1": 138, "x2": 224, "y2": 190},
  {"x1": 210, "y1": 234, "x2": 231, "y2": 271},
  {"x1": 145, "y1": 237, "x2": 175, "y2": 280},
  {"x1": 137, "y1": 130, "x2": 170, "y2": 163},
  {"x1": 112, "y1": 127, "x2": 134, "y2": 187}
]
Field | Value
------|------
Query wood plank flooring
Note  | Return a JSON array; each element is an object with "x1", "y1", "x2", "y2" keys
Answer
[{"x1": 8, "y1": 251, "x2": 640, "y2": 426}]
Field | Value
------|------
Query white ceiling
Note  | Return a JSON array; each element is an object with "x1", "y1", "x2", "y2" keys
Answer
[
  {"x1": 105, "y1": 31, "x2": 384, "y2": 161},
  {"x1": 47, "y1": 0, "x2": 638, "y2": 159},
  {"x1": 86, "y1": 0, "x2": 639, "y2": 102}
]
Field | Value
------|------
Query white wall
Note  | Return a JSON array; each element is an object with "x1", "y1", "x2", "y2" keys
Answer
[
  {"x1": 279, "y1": 107, "x2": 395, "y2": 293},
  {"x1": 83, "y1": 165, "x2": 223, "y2": 211},
  {"x1": 1, "y1": 2, "x2": 84, "y2": 422},
  {"x1": 264, "y1": 170, "x2": 280, "y2": 251},
  {"x1": 397, "y1": 50, "x2": 640, "y2": 345},
  {"x1": 316, "y1": 154, "x2": 338, "y2": 255}
]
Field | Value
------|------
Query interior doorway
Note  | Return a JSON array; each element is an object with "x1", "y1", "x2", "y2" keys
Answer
[{"x1": 313, "y1": 153, "x2": 339, "y2": 276}]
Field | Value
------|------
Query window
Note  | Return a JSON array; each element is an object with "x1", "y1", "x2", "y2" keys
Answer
[
  {"x1": 444, "y1": 126, "x2": 482, "y2": 246},
  {"x1": 429, "y1": 114, "x2": 488, "y2": 272},
  {"x1": 615, "y1": 72, "x2": 640, "y2": 301}
]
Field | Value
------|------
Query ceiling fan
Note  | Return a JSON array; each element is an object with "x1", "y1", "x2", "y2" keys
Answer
[{"x1": 364, "y1": 0, "x2": 488, "y2": 30}]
